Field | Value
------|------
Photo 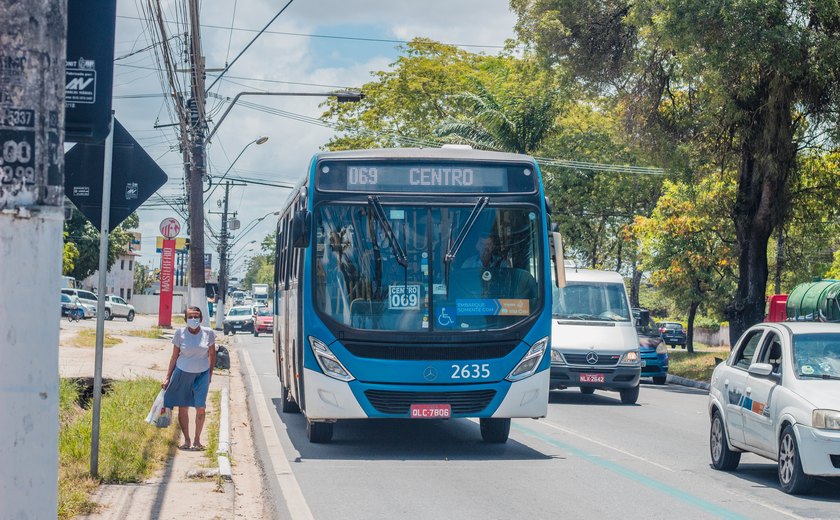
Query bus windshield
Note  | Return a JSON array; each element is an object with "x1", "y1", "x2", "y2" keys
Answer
[{"x1": 314, "y1": 203, "x2": 543, "y2": 331}]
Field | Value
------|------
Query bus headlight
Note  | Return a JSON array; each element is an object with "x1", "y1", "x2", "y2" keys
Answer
[
  {"x1": 812, "y1": 409, "x2": 840, "y2": 430},
  {"x1": 309, "y1": 337, "x2": 355, "y2": 382},
  {"x1": 619, "y1": 351, "x2": 640, "y2": 365},
  {"x1": 507, "y1": 337, "x2": 549, "y2": 382}
]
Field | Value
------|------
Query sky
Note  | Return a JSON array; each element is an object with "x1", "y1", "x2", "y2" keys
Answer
[{"x1": 109, "y1": 0, "x2": 518, "y2": 278}]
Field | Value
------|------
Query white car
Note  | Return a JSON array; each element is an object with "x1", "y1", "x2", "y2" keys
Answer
[
  {"x1": 223, "y1": 306, "x2": 255, "y2": 335},
  {"x1": 104, "y1": 295, "x2": 135, "y2": 321},
  {"x1": 708, "y1": 322, "x2": 840, "y2": 494}
]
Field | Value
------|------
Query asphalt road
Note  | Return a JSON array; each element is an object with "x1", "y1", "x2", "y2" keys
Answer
[{"x1": 233, "y1": 333, "x2": 840, "y2": 520}]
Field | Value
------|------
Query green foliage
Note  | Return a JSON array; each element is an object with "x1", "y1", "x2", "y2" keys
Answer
[
  {"x1": 634, "y1": 175, "x2": 738, "y2": 338},
  {"x1": 58, "y1": 378, "x2": 177, "y2": 519},
  {"x1": 134, "y1": 262, "x2": 154, "y2": 294},
  {"x1": 63, "y1": 209, "x2": 139, "y2": 281},
  {"x1": 62, "y1": 232, "x2": 79, "y2": 275}
]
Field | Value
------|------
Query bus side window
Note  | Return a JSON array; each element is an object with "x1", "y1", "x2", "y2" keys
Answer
[
  {"x1": 274, "y1": 222, "x2": 284, "y2": 296},
  {"x1": 283, "y1": 215, "x2": 292, "y2": 291}
]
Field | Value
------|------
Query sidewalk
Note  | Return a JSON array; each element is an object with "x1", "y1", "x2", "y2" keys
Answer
[{"x1": 59, "y1": 315, "x2": 267, "y2": 519}]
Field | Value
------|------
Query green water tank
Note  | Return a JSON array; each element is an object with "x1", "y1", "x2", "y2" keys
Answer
[{"x1": 786, "y1": 280, "x2": 840, "y2": 321}]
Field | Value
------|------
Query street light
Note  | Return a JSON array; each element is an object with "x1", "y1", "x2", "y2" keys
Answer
[{"x1": 204, "y1": 135, "x2": 269, "y2": 204}]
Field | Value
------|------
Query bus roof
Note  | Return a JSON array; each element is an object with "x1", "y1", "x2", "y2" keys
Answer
[{"x1": 314, "y1": 147, "x2": 536, "y2": 164}]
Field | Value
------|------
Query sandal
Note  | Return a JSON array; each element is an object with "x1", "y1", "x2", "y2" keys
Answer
[
  {"x1": 192, "y1": 442, "x2": 205, "y2": 451},
  {"x1": 178, "y1": 443, "x2": 191, "y2": 450}
]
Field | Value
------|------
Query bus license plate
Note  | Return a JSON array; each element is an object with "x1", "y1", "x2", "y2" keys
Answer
[
  {"x1": 579, "y1": 373, "x2": 604, "y2": 383},
  {"x1": 410, "y1": 404, "x2": 451, "y2": 419}
]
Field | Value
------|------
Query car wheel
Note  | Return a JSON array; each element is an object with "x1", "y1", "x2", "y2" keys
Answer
[
  {"x1": 778, "y1": 424, "x2": 815, "y2": 494},
  {"x1": 104, "y1": 308, "x2": 112, "y2": 320},
  {"x1": 579, "y1": 387, "x2": 595, "y2": 395},
  {"x1": 307, "y1": 418, "x2": 333, "y2": 443},
  {"x1": 223, "y1": 327, "x2": 230, "y2": 336},
  {"x1": 480, "y1": 418, "x2": 511, "y2": 443},
  {"x1": 619, "y1": 384, "x2": 639, "y2": 404},
  {"x1": 653, "y1": 376, "x2": 667, "y2": 385},
  {"x1": 710, "y1": 410, "x2": 741, "y2": 471},
  {"x1": 127, "y1": 311, "x2": 135, "y2": 322}
]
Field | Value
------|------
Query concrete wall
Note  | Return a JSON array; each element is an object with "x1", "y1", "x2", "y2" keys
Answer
[
  {"x1": 132, "y1": 294, "x2": 186, "y2": 315},
  {"x1": 694, "y1": 326, "x2": 731, "y2": 348}
]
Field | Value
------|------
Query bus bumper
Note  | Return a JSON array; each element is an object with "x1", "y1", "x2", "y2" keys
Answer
[{"x1": 302, "y1": 368, "x2": 549, "y2": 420}]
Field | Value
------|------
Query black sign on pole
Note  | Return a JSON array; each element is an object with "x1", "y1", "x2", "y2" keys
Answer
[
  {"x1": 65, "y1": 118, "x2": 169, "y2": 231},
  {"x1": 65, "y1": 0, "x2": 117, "y2": 143}
]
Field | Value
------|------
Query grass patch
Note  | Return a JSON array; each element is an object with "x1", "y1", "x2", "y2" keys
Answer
[
  {"x1": 668, "y1": 347, "x2": 729, "y2": 383},
  {"x1": 123, "y1": 326, "x2": 164, "y2": 339},
  {"x1": 67, "y1": 329, "x2": 122, "y2": 348},
  {"x1": 171, "y1": 315, "x2": 185, "y2": 325},
  {"x1": 204, "y1": 390, "x2": 221, "y2": 466},
  {"x1": 58, "y1": 378, "x2": 178, "y2": 519}
]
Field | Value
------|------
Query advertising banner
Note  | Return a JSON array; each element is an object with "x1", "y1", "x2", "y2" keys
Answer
[{"x1": 158, "y1": 239, "x2": 176, "y2": 327}]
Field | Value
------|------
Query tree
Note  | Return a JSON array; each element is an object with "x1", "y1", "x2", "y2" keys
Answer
[
  {"x1": 634, "y1": 176, "x2": 738, "y2": 351},
  {"x1": 64, "y1": 209, "x2": 139, "y2": 281},
  {"x1": 62, "y1": 232, "x2": 79, "y2": 275},
  {"x1": 513, "y1": 0, "x2": 840, "y2": 343},
  {"x1": 134, "y1": 262, "x2": 153, "y2": 295}
]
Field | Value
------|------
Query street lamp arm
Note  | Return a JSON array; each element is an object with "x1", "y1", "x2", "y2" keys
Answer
[{"x1": 206, "y1": 90, "x2": 363, "y2": 144}]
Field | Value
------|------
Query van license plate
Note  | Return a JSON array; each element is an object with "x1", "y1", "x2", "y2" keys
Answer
[
  {"x1": 410, "y1": 404, "x2": 451, "y2": 418},
  {"x1": 580, "y1": 373, "x2": 605, "y2": 383}
]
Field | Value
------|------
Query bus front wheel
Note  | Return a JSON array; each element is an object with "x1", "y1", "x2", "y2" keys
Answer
[
  {"x1": 480, "y1": 418, "x2": 510, "y2": 443},
  {"x1": 307, "y1": 419, "x2": 333, "y2": 443},
  {"x1": 280, "y1": 380, "x2": 300, "y2": 414}
]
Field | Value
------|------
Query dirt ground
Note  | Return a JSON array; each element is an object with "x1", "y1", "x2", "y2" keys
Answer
[{"x1": 60, "y1": 314, "x2": 269, "y2": 520}]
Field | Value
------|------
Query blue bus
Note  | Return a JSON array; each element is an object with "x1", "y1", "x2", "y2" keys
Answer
[{"x1": 273, "y1": 146, "x2": 553, "y2": 443}]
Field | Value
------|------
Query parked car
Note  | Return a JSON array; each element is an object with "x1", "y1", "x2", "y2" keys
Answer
[
  {"x1": 253, "y1": 308, "x2": 273, "y2": 337},
  {"x1": 658, "y1": 321, "x2": 687, "y2": 348},
  {"x1": 708, "y1": 322, "x2": 840, "y2": 494},
  {"x1": 104, "y1": 295, "x2": 135, "y2": 321},
  {"x1": 60, "y1": 288, "x2": 97, "y2": 319},
  {"x1": 223, "y1": 306, "x2": 254, "y2": 335},
  {"x1": 633, "y1": 309, "x2": 669, "y2": 385}
]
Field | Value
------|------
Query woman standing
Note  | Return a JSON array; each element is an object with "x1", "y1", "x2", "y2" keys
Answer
[{"x1": 163, "y1": 306, "x2": 216, "y2": 450}]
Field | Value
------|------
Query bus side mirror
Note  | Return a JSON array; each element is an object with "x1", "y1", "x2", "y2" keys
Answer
[
  {"x1": 291, "y1": 210, "x2": 311, "y2": 248},
  {"x1": 553, "y1": 232, "x2": 566, "y2": 288}
]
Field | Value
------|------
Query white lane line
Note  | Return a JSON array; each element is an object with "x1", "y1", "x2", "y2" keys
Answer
[
  {"x1": 533, "y1": 419, "x2": 675, "y2": 472},
  {"x1": 242, "y1": 351, "x2": 315, "y2": 520}
]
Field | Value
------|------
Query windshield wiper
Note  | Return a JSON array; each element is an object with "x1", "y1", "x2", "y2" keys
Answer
[
  {"x1": 368, "y1": 196, "x2": 408, "y2": 268},
  {"x1": 799, "y1": 373, "x2": 840, "y2": 380},
  {"x1": 444, "y1": 196, "x2": 489, "y2": 265}
]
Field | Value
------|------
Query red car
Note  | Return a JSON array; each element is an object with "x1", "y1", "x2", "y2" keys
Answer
[{"x1": 253, "y1": 308, "x2": 273, "y2": 336}]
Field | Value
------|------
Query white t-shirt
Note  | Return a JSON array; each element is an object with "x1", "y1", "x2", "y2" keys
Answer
[{"x1": 173, "y1": 326, "x2": 216, "y2": 373}]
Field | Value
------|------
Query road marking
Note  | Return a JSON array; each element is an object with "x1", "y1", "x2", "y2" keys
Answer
[
  {"x1": 513, "y1": 422, "x2": 747, "y2": 520},
  {"x1": 242, "y1": 350, "x2": 315, "y2": 520}
]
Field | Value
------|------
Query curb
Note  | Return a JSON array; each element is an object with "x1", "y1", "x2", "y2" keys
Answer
[
  {"x1": 666, "y1": 373, "x2": 710, "y2": 391},
  {"x1": 217, "y1": 386, "x2": 232, "y2": 481}
]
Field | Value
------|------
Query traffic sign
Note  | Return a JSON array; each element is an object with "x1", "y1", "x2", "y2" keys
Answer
[
  {"x1": 65, "y1": 118, "x2": 168, "y2": 232},
  {"x1": 160, "y1": 218, "x2": 181, "y2": 239},
  {"x1": 65, "y1": 0, "x2": 117, "y2": 143}
]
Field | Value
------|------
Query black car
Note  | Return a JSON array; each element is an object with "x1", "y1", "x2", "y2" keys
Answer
[{"x1": 658, "y1": 321, "x2": 686, "y2": 348}]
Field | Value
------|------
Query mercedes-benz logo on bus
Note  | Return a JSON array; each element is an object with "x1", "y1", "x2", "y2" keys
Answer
[
  {"x1": 423, "y1": 367, "x2": 437, "y2": 381},
  {"x1": 586, "y1": 352, "x2": 599, "y2": 365}
]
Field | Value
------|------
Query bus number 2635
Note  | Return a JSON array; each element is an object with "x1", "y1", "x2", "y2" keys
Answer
[{"x1": 451, "y1": 363, "x2": 490, "y2": 379}]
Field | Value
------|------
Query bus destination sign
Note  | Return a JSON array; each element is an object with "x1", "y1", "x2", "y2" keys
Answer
[{"x1": 317, "y1": 161, "x2": 538, "y2": 193}]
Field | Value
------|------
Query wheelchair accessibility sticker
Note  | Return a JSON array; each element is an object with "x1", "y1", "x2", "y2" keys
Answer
[{"x1": 437, "y1": 306, "x2": 457, "y2": 328}]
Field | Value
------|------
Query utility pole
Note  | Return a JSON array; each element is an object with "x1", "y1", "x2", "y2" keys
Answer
[
  {"x1": 212, "y1": 181, "x2": 245, "y2": 329},
  {"x1": 186, "y1": 0, "x2": 209, "y2": 322},
  {"x1": 0, "y1": 0, "x2": 65, "y2": 517}
]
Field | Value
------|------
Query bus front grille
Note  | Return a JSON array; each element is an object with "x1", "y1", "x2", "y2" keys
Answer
[
  {"x1": 342, "y1": 341, "x2": 517, "y2": 360},
  {"x1": 364, "y1": 389, "x2": 497, "y2": 415}
]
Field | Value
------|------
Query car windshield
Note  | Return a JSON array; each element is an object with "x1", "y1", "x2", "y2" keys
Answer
[
  {"x1": 792, "y1": 333, "x2": 840, "y2": 379},
  {"x1": 314, "y1": 203, "x2": 542, "y2": 331},
  {"x1": 61, "y1": 294, "x2": 71, "y2": 302},
  {"x1": 228, "y1": 308, "x2": 251, "y2": 317},
  {"x1": 552, "y1": 281, "x2": 631, "y2": 322},
  {"x1": 256, "y1": 309, "x2": 271, "y2": 316}
]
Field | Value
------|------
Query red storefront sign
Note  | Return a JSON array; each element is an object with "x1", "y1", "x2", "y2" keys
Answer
[{"x1": 158, "y1": 239, "x2": 176, "y2": 327}]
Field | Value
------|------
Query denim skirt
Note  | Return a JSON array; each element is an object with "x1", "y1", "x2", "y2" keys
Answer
[{"x1": 164, "y1": 367, "x2": 210, "y2": 408}]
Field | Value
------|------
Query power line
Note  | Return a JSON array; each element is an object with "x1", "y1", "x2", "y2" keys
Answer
[{"x1": 115, "y1": 14, "x2": 507, "y2": 49}]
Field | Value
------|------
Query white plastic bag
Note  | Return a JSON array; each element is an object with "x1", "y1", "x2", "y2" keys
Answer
[{"x1": 145, "y1": 389, "x2": 171, "y2": 428}]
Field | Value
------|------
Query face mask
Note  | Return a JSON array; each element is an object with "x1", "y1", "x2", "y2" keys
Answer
[{"x1": 187, "y1": 317, "x2": 201, "y2": 329}]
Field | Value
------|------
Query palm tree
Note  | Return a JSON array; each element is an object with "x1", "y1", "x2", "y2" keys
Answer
[{"x1": 436, "y1": 79, "x2": 561, "y2": 154}]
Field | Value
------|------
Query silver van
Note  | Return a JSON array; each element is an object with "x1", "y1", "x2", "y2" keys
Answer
[{"x1": 549, "y1": 268, "x2": 641, "y2": 404}]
